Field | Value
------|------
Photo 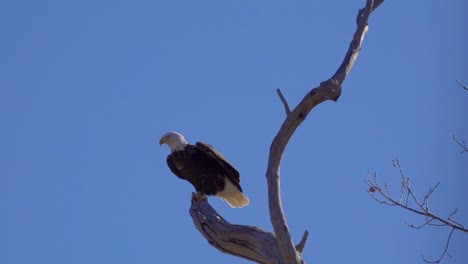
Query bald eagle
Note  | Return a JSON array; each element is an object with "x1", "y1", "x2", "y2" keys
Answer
[{"x1": 159, "y1": 131, "x2": 249, "y2": 208}]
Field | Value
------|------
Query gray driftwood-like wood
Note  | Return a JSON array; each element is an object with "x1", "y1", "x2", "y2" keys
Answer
[
  {"x1": 190, "y1": 1, "x2": 385, "y2": 263},
  {"x1": 189, "y1": 194, "x2": 283, "y2": 264}
]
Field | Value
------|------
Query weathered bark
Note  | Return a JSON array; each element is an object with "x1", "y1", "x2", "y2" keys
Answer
[
  {"x1": 189, "y1": 194, "x2": 283, "y2": 264},
  {"x1": 190, "y1": 1, "x2": 385, "y2": 263}
]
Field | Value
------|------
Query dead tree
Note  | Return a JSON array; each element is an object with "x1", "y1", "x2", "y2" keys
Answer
[{"x1": 189, "y1": 1, "x2": 385, "y2": 263}]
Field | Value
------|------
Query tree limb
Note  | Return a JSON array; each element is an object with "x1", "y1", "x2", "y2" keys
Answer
[
  {"x1": 456, "y1": 80, "x2": 468, "y2": 91},
  {"x1": 366, "y1": 158, "x2": 467, "y2": 263},
  {"x1": 267, "y1": 1, "x2": 382, "y2": 262},
  {"x1": 189, "y1": 193, "x2": 284, "y2": 264},
  {"x1": 189, "y1": 1, "x2": 385, "y2": 262}
]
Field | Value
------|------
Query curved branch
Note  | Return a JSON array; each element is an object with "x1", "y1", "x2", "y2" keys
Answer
[
  {"x1": 456, "y1": 80, "x2": 468, "y2": 90},
  {"x1": 422, "y1": 227, "x2": 455, "y2": 264},
  {"x1": 267, "y1": 1, "x2": 382, "y2": 263},
  {"x1": 187, "y1": 1, "x2": 385, "y2": 263},
  {"x1": 267, "y1": 80, "x2": 341, "y2": 264},
  {"x1": 189, "y1": 194, "x2": 283, "y2": 264}
]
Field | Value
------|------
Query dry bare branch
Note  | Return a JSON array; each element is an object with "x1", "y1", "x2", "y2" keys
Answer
[
  {"x1": 277, "y1": 89, "x2": 292, "y2": 115},
  {"x1": 456, "y1": 80, "x2": 468, "y2": 90},
  {"x1": 366, "y1": 158, "x2": 467, "y2": 263},
  {"x1": 189, "y1": 194, "x2": 283, "y2": 264},
  {"x1": 190, "y1": 1, "x2": 385, "y2": 262},
  {"x1": 453, "y1": 134, "x2": 467, "y2": 153},
  {"x1": 267, "y1": 2, "x2": 382, "y2": 262},
  {"x1": 422, "y1": 227, "x2": 455, "y2": 264},
  {"x1": 295, "y1": 230, "x2": 309, "y2": 253}
]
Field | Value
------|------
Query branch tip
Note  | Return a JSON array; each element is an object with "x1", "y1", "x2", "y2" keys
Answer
[
  {"x1": 295, "y1": 230, "x2": 309, "y2": 253},
  {"x1": 276, "y1": 88, "x2": 291, "y2": 115},
  {"x1": 453, "y1": 134, "x2": 467, "y2": 153},
  {"x1": 456, "y1": 80, "x2": 468, "y2": 90}
]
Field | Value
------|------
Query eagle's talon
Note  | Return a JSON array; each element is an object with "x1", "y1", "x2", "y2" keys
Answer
[
  {"x1": 195, "y1": 192, "x2": 207, "y2": 204},
  {"x1": 191, "y1": 192, "x2": 207, "y2": 205}
]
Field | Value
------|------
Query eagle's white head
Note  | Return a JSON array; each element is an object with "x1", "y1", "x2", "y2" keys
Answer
[{"x1": 159, "y1": 131, "x2": 189, "y2": 152}]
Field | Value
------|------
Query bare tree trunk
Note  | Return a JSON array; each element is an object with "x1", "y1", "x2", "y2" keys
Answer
[{"x1": 190, "y1": 1, "x2": 385, "y2": 263}]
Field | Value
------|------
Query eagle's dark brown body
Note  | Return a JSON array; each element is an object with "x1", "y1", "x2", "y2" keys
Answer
[
  {"x1": 160, "y1": 131, "x2": 249, "y2": 207},
  {"x1": 166, "y1": 142, "x2": 243, "y2": 196}
]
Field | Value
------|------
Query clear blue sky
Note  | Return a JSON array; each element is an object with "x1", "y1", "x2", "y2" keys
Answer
[{"x1": 2, "y1": 1, "x2": 467, "y2": 263}]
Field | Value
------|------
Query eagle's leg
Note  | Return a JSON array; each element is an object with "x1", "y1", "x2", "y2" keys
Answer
[{"x1": 193, "y1": 191, "x2": 207, "y2": 205}]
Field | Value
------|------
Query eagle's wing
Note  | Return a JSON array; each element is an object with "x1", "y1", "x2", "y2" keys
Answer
[
  {"x1": 195, "y1": 142, "x2": 242, "y2": 191},
  {"x1": 166, "y1": 155, "x2": 185, "y2": 180}
]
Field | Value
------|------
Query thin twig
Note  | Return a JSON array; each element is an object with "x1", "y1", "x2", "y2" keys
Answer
[
  {"x1": 277, "y1": 89, "x2": 291, "y2": 115},
  {"x1": 367, "y1": 171, "x2": 467, "y2": 232},
  {"x1": 447, "y1": 209, "x2": 465, "y2": 227},
  {"x1": 422, "y1": 227, "x2": 456, "y2": 264},
  {"x1": 295, "y1": 230, "x2": 309, "y2": 253},
  {"x1": 456, "y1": 80, "x2": 468, "y2": 90},
  {"x1": 366, "y1": 159, "x2": 467, "y2": 263},
  {"x1": 408, "y1": 218, "x2": 446, "y2": 230},
  {"x1": 407, "y1": 219, "x2": 432, "y2": 230},
  {"x1": 453, "y1": 134, "x2": 467, "y2": 153}
]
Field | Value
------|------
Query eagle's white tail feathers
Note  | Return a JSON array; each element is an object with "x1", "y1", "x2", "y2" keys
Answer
[{"x1": 217, "y1": 179, "x2": 250, "y2": 208}]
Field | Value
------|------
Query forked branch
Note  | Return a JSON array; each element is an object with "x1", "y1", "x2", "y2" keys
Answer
[
  {"x1": 189, "y1": 194, "x2": 283, "y2": 264},
  {"x1": 366, "y1": 158, "x2": 467, "y2": 263},
  {"x1": 268, "y1": 2, "x2": 383, "y2": 262},
  {"x1": 190, "y1": 1, "x2": 385, "y2": 263}
]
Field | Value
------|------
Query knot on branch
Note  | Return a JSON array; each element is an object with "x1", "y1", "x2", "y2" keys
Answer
[
  {"x1": 309, "y1": 79, "x2": 342, "y2": 102},
  {"x1": 357, "y1": 0, "x2": 384, "y2": 25}
]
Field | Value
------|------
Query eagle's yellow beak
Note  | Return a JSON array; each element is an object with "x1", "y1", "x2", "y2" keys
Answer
[{"x1": 159, "y1": 138, "x2": 164, "y2": 146}]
